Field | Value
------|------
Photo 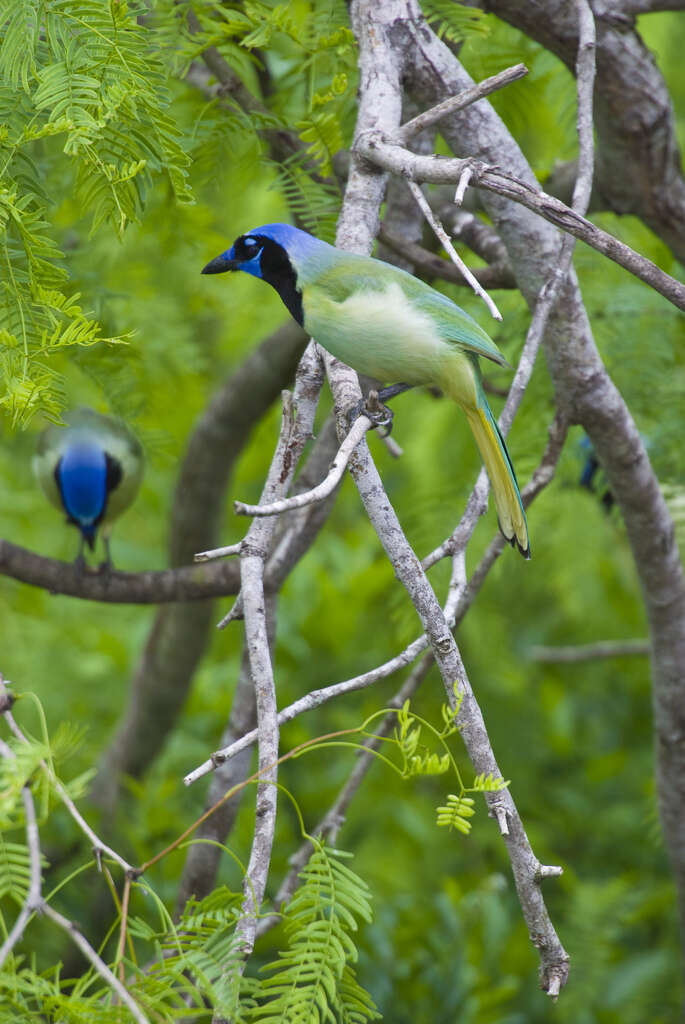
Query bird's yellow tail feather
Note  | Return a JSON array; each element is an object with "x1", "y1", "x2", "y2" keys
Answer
[{"x1": 465, "y1": 406, "x2": 530, "y2": 558}]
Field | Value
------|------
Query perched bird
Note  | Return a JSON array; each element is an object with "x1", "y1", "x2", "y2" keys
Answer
[
  {"x1": 33, "y1": 408, "x2": 144, "y2": 568},
  {"x1": 202, "y1": 223, "x2": 529, "y2": 557}
]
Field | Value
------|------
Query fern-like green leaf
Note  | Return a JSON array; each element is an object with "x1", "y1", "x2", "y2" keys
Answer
[
  {"x1": 436, "y1": 793, "x2": 476, "y2": 834},
  {"x1": 0, "y1": 0, "x2": 193, "y2": 423},
  {"x1": 251, "y1": 845, "x2": 379, "y2": 1023},
  {"x1": 421, "y1": 0, "x2": 491, "y2": 44}
]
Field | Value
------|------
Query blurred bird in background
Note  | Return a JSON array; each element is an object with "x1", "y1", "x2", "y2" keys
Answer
[{"x1": 33, "y1": 408, "x2": 144, "y2": 570}]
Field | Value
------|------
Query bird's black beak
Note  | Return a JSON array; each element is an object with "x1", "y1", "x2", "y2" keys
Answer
[{"x1": 201, "y1": 254, "x2": 239, "y2": 275}]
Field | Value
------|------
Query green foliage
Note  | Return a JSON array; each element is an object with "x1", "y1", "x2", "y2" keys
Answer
[
  {"x1": 0, "y1": 0, "x2": 192, "y2": 424},
  {"x1": 252, "y1": 845, "x2": 379, "y2": 1023},
  {"x1": 421, "y1": 0, "x2": 492, "y2": 45},
  {"x1": 0, "y1": 840, "x2": 34, "y2": 908},
  {"x1": 162, "y1": 0, "x2": 355, "y2": 234},
  {"x1": 148, "y1": 884, "x2": 246, "y2": 1018}
]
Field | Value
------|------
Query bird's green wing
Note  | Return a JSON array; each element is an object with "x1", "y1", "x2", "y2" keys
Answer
[
  {"x1": 306, "y1": 253, "x2": 508, "y2": 367},
  {"x1": 404, "y1": 279, "x2": 509, "y2": 366}
]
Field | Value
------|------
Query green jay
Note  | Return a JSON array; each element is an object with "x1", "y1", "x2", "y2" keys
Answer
[
  {"x1": 202, "y1": 223, "x2": 529, "y2": 557},
  {"x1": 33, "y1": 407, "x2": 144, "y2": 568}
]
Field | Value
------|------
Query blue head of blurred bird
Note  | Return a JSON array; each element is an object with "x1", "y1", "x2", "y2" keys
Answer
[
  {"x1": 202, "y1": 223, "x2": 529, "y2": 557},
  {"x1": 33, "y1": 408, "x2": 144, "y2": 569}
]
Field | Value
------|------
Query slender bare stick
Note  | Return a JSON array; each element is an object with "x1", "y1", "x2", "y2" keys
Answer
[
  {"x1": 195, "y1": 543, "x2": 242, "y2": 563},
  {"x1": 183, "y1": 632, "x2": 432, "y2": 786},
  {"x1": 407, "y1": 180, "x2": 503, "y2": 320},
  {"x1": 399, "y1": 63, "x2": 528, "y2": 141},
  {"x1": 211, "y1": 352, "x2": 326, "y2": 1020},
  {"x1": 529, "y1": 640, "x2": 650, "y2": 662},
  {"x1": 0, "y1": 753, "x2": 42, "y2": 969},
  {"x1": 40, "y1": 903, "x2": 150, "y2": 1024},
  {"x1": 0, "y1": 678, "x2": 134, "y2": 874},
  {"x1": 234, "y1": 415, "x2": 372, "y2": 518}
]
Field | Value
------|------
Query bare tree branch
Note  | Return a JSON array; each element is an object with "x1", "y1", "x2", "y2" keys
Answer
[
  {"x1": 529, "y1": 640, "x2": 651, "y2": 662},
  {"x1": 399, "y1": 63, "x2": 528, "y2": 140},
  {"x1": 480, "y1": 0, "x2": 685, "y2": 263},
  {"x1": 406, "y1": 178, "x2": 503, "y2": 318},
  {"x1": 234, "y1": 413, "x2": 372, "y2": 518},
  {"x1": 354, "y1": 139, "x2": 685, "y2": 312},
  {"x1": 213, "y1": 347, "x2": 325, "y2": 1011}
]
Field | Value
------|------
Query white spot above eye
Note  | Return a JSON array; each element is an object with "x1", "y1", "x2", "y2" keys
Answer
[{"x1": 244, "y1": 236, "x2": 257, "y2": 246}]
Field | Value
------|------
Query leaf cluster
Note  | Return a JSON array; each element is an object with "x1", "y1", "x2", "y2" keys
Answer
[{"x1": 0, "y1": 0, "x2": 191, "y2": 424}]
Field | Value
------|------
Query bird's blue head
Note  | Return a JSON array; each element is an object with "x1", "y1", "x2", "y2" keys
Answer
[
  {"x1": 201, "y1": 224, "x2": 327, "y2": 326},
  {"x1": 56, "y1": 440, "x2": 109, "y2": 548}
]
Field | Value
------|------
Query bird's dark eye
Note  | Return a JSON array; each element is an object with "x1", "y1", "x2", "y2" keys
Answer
[{"x1": 240, "y1": 235, "x2": 261, "y2": 257}]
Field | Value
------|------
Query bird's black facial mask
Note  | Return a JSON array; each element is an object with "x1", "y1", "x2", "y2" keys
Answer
[
  {"x1": 201, "y1": 235, "x2": 263, "y2": 275},
  {"x1": 202, "y1": 234, "x2": 304, "y2": 326}
]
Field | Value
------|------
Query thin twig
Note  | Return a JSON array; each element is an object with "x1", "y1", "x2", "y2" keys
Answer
[
  {"x1": 195, "y1": 543, "x2": 242, "y2": 563},
  {"x1": 406, "y1": 180, "x2": 503, "y2": 320},
  {"x1": 354, "y1": 139, "x2": 685, "y2": 313},
  {"x1": 212, "y1": 354, "x2": 325, "y2": 1016},
  {"x1": 234, "y1": 415, "x2": 372, "y2": 518},
  {"x1": 183, "y1": 632, "x2": 431, "y2": 786},
  {"x1": 41, "y1": 903, "x2": 150, "y2": 1024},
  {"x1": 529, "y1": 639, "x2": 650, "y2": 662},
  {"x1": 0, "y1": 678, "x2": 134, "y2": 874},
  {"x1": 399, "y1": 63, "x2": 528, "y2": 141}
]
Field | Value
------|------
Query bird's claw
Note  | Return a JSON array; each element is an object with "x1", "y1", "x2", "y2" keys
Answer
[{"x1": 346, "y1": 390, "x2": 395, "y2": 436}]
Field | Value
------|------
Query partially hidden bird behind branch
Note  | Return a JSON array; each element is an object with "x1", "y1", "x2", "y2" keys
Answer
[
  {"x1": 202, "y1": 223, "x2": 529, "y2": 557},
  {"x1": 33, "y1": 407, "x2": 144, "y2": 570}
]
